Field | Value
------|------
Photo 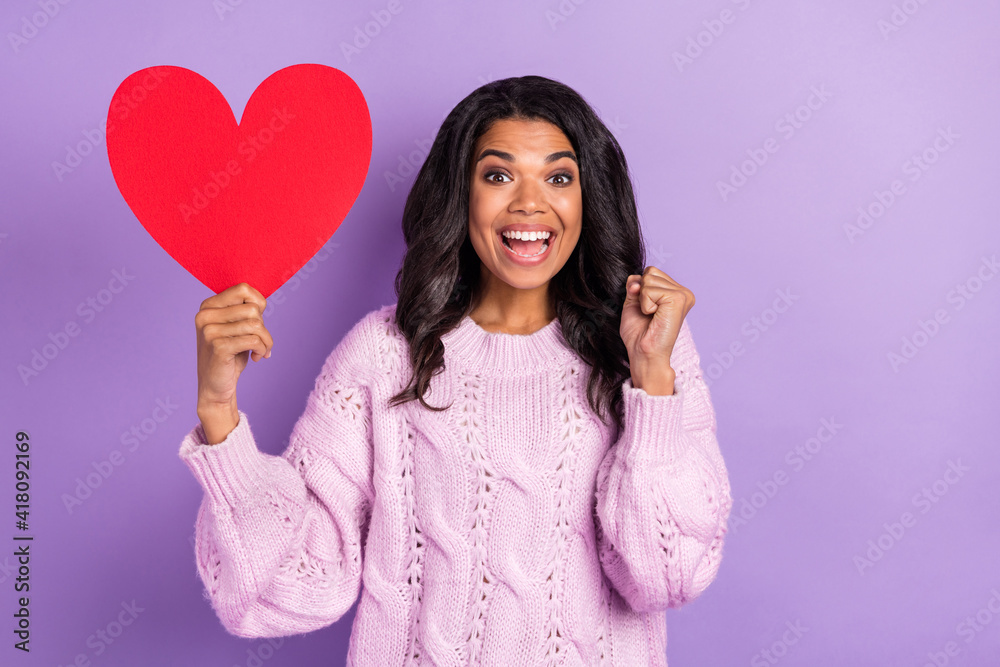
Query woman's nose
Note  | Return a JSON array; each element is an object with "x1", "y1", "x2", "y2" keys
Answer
[{"x1": 508, "y1": 178, "x2": 545, "y2": 215}]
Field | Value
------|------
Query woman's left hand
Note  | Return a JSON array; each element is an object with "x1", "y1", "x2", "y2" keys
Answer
[{"x1": 620, "y1": 266, "x2": 695, "y2": 394}]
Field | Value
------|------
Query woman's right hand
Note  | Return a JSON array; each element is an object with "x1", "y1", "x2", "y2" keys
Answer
[{"x1": 194, "y1": 282, "x2": 274, "y2": 444}]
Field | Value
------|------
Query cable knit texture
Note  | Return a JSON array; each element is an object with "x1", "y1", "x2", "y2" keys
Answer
[{"x1": 178, "y1": 303, "x2": 732, "y2": 666}]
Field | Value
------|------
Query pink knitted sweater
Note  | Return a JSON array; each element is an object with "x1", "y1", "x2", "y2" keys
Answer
[{"x1": 178, "y1": 303, "x2": 732, "y2": 666}]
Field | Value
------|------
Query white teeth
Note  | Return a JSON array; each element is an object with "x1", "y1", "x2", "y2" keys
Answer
[
  {"x1": 502, "y1": 230, "x2": 551, "y2": 240},
  {"x1": 502, "y1": 237, "x2": 550, "y2": 257}
]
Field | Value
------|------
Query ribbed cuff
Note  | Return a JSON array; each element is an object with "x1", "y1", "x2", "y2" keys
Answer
[
  {"x1": 615, "y1": 376, "x2": 692, "y2": 468},
  {"x1": 177, "y1": 409, "x2": 272, "y2": 510}
]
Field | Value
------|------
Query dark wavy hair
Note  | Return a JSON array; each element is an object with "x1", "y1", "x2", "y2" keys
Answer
[{"x1": 389, "y1": 75, "x2": 646, "y2": 433}]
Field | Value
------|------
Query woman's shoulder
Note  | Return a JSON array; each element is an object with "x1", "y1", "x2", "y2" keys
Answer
[
  {"x1": 321, "y1": 302, "x2": 405, "y2": 381},
  {"x1": 356, "y1": 302, "x2": 403, "y2": 347},
  {"x1": 337, "y1": 301, "x2": 400, "y2": 340},
  {"x1": 369, "y1": 302, "x2": 401, "y2": 335}
]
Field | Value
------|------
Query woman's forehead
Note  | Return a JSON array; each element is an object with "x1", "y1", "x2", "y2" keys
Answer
[
  {"x1": 479, "y1": 118, "x2": 569, "y2": 144},
  {"x1": 474, "y1": 120, "x2": 575, "y2": 160}
]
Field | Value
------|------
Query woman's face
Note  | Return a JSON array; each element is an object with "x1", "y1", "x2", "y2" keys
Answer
[{"x1": 467, "y1": 117, "x2": 583, "y2": 294}]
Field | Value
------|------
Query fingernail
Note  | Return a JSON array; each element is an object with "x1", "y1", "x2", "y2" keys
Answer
[{"x1": 265, "y1": 349, "x2": 271, "y2": 358}]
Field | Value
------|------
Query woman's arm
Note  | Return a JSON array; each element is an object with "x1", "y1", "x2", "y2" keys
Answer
[
  {"x1": 179, "y1": 313, "x2": 378, "y2": 637},
  {"x1": 593, "y1": 320, "x2": 733, "y2": 612}
]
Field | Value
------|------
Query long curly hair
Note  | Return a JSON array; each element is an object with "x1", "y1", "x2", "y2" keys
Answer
[{"x1": 389, "y1": 75, "x2": 646, "y2": 433}]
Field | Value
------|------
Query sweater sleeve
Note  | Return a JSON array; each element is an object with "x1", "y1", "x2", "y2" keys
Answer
[
  {"x1": 177, "y1": 312, "x2": 379, "y2": 638},
  {"x1": 593, "y1": 319, "x2": 733, "y2": 613}
]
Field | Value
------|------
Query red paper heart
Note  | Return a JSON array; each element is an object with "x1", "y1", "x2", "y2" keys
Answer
[{"x1": 106, "y1": 64, "x2": 372, "y2": 298}]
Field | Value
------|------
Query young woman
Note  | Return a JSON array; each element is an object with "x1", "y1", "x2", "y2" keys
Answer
[{"x1": 181, "y1": 75, "x2": 732, "y2": 666}]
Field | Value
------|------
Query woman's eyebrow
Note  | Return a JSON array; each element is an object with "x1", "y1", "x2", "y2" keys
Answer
[{"x1": 475, "y1": 148, "x2": 578, "y2": 165}]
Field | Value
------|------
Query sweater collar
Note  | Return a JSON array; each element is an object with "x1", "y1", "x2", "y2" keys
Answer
[{"x1": 442, "y1": 313, "x2": 574, "y2": 372}]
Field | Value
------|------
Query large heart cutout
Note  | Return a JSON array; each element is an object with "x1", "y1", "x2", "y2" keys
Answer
[{"x1": 106, "y1": 64, "x2": 372, "y2": 298}]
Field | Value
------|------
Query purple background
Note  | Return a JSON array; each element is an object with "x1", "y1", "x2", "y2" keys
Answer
[{"x1": 2, "y1": 0, "x2": 998, "y2": 665}]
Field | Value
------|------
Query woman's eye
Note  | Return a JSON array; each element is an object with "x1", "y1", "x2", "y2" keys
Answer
[
  {"x1": 483, "y1": 170, "x2": 574, "y2": 185},
  {"x1": 484, "y1": 170, "x2": 510, "y2": 183}
]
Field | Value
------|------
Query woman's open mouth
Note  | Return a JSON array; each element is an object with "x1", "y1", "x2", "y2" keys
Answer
[{"x1": 499, "y1": 230, "x2": 554, "y2": 260}]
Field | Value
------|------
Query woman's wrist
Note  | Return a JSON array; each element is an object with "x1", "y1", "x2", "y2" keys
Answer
[
  {"x1": 629, "y1": 358, "x2": 676, "y2": 396},
  {"x1": 196, "y1": 400, "x2": 239, "y2": 445}
]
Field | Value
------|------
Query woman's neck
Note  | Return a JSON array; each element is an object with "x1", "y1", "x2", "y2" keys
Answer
[{"x1": 467, "y1": 276, "x2": 555, "y2": 335}]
